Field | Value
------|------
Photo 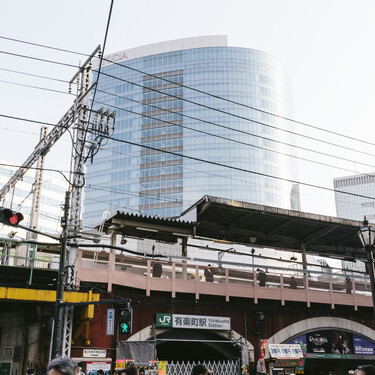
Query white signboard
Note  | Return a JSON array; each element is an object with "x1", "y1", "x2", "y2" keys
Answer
[
  {"x1": 267, "y1": 344, "x2": 303, "y2": 359},
  {"x1": 156, "y1": 313, "x2": 231, "y2": 330},
  {"x1": 83, "y1": 349, "x2": 106, "y2": 358},
  {"x1": 3, "y1": 346, "x2": 14, "y2": 357},
  {"x1": 106, "y1": 309, "x2": 115, "y2": 335}
]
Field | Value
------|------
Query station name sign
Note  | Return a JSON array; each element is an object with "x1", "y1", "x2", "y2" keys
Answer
[{"x1": 156, "y1": 313, "x2": 231, "y2": 330}]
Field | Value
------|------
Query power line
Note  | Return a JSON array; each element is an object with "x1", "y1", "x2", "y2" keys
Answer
[
  {"x1": 87, "y1": 128, "x2": 375, "y2": 203},
  {"x1": 94, "y1": 88, "x2": 375, "y2": 174},
  {"x1": 98, "y1": 69, "x2": 375, "y2": 158},
  {"x1": 3, "y1": 109, "x2": 375, "y2": 208},
  {"x1": 1, "y1": 72, "x2": 374, "y2": 176},
  {"x1": 0, "y1": 67, "x2": 75, "y2": 84},
  {"x1": 3, "y1": 71, "x2": 373, "y2": 175},
  {"x1": 0, "y1": 49, "x2": 78, "y2": 69},
  {"x1": 3, "y1": 67, "x2": 371, "y2": 171},
  {"x1": 1, "y1": 36, "x2": 375, "y2": 151},
  {"x1": 0, "y1": 79, "x2": 73, "y2": 95}
]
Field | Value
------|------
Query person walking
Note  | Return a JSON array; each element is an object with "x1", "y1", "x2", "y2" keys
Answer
[
  {"x1": 355, "y1": 365, "x2": 375, "y2": 375},
  {"x1": 47, "y1": 357, "x2": 77, "y2": 375}
]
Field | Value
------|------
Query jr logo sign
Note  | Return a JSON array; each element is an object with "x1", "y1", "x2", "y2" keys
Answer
[{"x1": 157, "y1": 313, "x2": 173, "y2": 327}]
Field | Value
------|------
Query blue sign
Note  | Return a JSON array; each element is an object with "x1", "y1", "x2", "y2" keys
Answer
[
  {"x1": 106, "y1": 308, "x2": 115, "y2": 335},
  {"x1": 353, "y1": 334, "x2": 375, "y2": 355},
  {"x1": 286, "y1": 334, "x2": 306, "y2": 345}
]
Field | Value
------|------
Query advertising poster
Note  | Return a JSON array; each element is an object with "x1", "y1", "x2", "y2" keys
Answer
[
  {"x1": 306, "y1": 330, "x2": 353, "y2": 354},
  {"x1": 353, "y1": 334, "x2": 375, "y2": 355},
  {"x1": 286, "y1": 334, "x2": 306, "y2": 346},
  {"x1": 86, "y1": 362, "x2": 111, "y2": 375}
]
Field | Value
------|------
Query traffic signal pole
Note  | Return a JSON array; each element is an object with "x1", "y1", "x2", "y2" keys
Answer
[{"x1": 51, "y1": 191, "x2": 70, "y2": 358}]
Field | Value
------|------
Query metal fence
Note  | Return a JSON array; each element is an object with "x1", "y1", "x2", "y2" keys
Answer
[{"x1": 166, "y1": 360, "x2": 240, "y2": 375}]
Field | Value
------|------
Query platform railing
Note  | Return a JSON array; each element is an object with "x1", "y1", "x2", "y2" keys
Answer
[{"x1": 76, "y1": 249, "x2": 372, "y2": 307}]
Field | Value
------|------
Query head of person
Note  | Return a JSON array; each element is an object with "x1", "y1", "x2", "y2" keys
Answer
[
  {"x1": 47, "y1": 357, "x2": 77, "y2": 375},
  {"x1": 97, "y1": 371, "x2": 104, "y2": 375},
  {"x1": 138, "y1": 368, "x2": 145, "y2": 375},
  {"x1": 355, "y1": 366, "x2": 375, "y2": 375},
  {"x1": 118, "y1": 368, "x2": 137, "y2": 375},
  {"x1": 191, "y1": 364, "x2": 211, "y2": 375},
  {"x1": 77, "y1": 363, "x2": 84, "y2": 374}
]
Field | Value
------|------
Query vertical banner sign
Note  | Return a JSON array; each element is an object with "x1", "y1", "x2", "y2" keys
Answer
[
  {"x1": 107, "y1": 308, "x2": 115, "y2": 335},
  {"x1": 257, "y1": 339, "x2": 267, "y2": 374}
]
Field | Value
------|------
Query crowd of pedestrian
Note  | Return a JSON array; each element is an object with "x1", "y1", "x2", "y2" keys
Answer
[{"x1": 44, "y1": 356, "x2": 375, "y2": 375}]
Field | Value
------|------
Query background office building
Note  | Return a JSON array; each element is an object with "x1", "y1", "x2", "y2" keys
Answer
[
  {"x1": 0, "y1": 158, "x2": 68, "y2": 267},
  {"x1": 334, "y1": 173, "x2": 375, "y2": 222},
  {"x1": 83, "y1": 35, "x2": 299, "y2": 229}
]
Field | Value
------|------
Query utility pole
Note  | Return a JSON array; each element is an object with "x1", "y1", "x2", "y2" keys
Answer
[
  {"x1": 0, "y1": 46, "x2": 115, "y2": 359},
  {"x1": 51, "y1": 191, "x2": 70, "y2": 358},
  {"x1": 26, "y1": 126, "x2": 47, "y2": 267}
]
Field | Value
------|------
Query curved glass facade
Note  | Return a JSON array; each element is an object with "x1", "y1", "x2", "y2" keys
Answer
[{"x1": 83, "y1": 36, "x2": 298, "y2": 229}]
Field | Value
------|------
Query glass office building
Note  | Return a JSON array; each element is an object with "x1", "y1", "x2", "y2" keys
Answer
[
  {"x1": 83, "y1": 36, "x2": 298, "y2": 228},
  {"x1": 334, "y1": 173, "x2": 375, "y2": 223}
]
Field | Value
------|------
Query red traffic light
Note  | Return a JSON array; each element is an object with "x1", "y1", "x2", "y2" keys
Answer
[{"x1": 0, "y1": 208, "x2": 24, "y2": 227}]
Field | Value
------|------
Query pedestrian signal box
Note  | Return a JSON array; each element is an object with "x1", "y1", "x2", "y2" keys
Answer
[{"x1": 118, "y1": 307, "x2": 132, "y2": 335}]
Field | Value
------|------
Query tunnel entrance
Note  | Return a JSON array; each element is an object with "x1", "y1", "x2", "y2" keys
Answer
[{"x1": 155, "y1": 328, "x2": 241, "y2": 362}]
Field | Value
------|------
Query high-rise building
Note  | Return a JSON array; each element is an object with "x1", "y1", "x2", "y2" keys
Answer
[
  {"x1": 334, "y1": 173, "x2": 375, "y2": 222},
  {"x1": 83, "y1": 35, "x2": 299, "y2": 229}
]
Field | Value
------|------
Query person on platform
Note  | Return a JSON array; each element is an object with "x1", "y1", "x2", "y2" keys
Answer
[
  {"x1": 204, "y1": 265, "x2": 214, "y2": 282},
  {"x1": 289, "y1": 275, "x2": 298, "y2": 289},
  {"x1": 355, "y1": 365, "x2": 375, "y2": 375},
  {"x1": 257, "y1": 268, "x2": 267, "y2": 287},
  {"x1": 191, "y1": 364, "x2": 212, "y2": 375},
  {"x1": 47, "y1": 357, "x2": 77, "y2": 375}
]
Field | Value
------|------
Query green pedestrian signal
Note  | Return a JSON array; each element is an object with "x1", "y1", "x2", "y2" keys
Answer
[
  {"x1": 118, "y1": 307, "x2": 132, "y2": 335},
  {"x1": 120, "y1": 322, "x2": 130, "y2": 333}
]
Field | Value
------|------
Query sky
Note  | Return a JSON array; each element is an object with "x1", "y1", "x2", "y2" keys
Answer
[{"x1": 1, "y1": 0, "x2": 375, "y2": 217}]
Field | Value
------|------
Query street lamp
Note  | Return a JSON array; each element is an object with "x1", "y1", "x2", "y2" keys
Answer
[{"x1": 357, "y1": 217, "x2": 375, "y2": 322}]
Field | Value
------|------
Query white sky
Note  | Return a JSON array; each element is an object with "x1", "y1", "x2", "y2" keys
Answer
[{"x1": 1, "y1": 0, "x2": 375, "y2": 216}]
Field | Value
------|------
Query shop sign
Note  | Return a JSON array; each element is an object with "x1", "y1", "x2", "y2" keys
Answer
[
  {"x1": 274, "y1": 359, "x2": 299, "y2": 367},
  {"x1": 268, "y1": 344, "x2": 303, "y2": 359},
  {"x1": 316, "y1": 353, "x2": 349, "y2": 359},
  {"x1": 83, "y1": 349, "x2": 106, "y2": 358},
  {"x1": 156, "y1": 313, "x2": 231, "y2": 330},
  {"x1": 257, "y1": 339, "x2": 267, "y2": 374},
  {"x1": 3, "y1": 346, "x2": 14, "y2": 357},
  {"x1": 106, "y1": 309, "x2": 115, "y2": 335},
  {"x1": 86, "y1": 362, "x2": 111, "y2": 375},
  {"x1": 295, "y1": 344, "x2": 307, "y2": 373}
]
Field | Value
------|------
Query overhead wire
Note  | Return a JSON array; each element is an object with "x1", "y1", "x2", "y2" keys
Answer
[
  {"x1": 97, "y1": 69, "x2": 375, "y2": 158},
  {"x1": 1, "y1": 34, "x2": 374, "y2": 149},
  {"x1": 3, "y1": 66, "x2": 371, "y2": 170},
  {"x1": 94, "y1": 87, "x2": 375, "y2": 174},
  {"x1": 1, "y1": 68, "x2": 373, "y2": 174},
  {"x1": 1, "y1": 43, "x2": 375, "y2": 156},
  {"x1": 86, "y1": 126, "x2": 375, "y2": 202},
  {"x1": 2, "y1": 109, "x2": 375, "y2": 212},
  {"x1": 2, "y1": 36, "x2": 375, "y2": 213}
]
